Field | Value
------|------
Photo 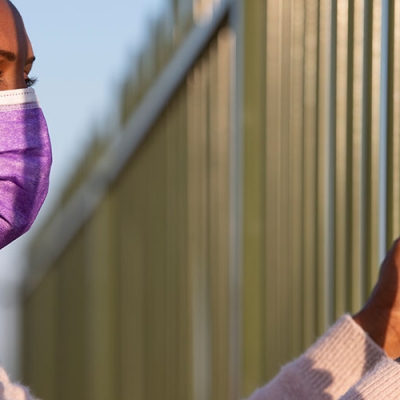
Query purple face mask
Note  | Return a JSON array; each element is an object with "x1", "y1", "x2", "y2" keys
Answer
[{"x1": 0, "y1": 88, "x2": 52, "y2": 249}]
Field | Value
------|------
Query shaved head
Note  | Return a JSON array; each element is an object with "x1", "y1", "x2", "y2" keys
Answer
[{"x1": 0, "y1": 0, "x2": 35, "y2": 90}]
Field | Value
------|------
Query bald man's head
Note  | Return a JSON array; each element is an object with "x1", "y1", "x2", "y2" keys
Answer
[{"x1": 0, "y1": 0, "x2": 35, "y2": 90}]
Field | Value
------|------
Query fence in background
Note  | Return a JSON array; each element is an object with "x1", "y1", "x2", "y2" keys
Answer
[{"x1": 23, "y1": 1, "x2": 400, "y2": 399}]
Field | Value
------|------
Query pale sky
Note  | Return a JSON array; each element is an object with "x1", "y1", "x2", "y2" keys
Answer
[{"x1": 0, "y1": 0, "x2": 167, "y2": 377}]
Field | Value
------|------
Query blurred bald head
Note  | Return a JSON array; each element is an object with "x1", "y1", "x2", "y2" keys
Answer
[{"x1": 0, "y1": 0, "x2": 35, "y2": 90}]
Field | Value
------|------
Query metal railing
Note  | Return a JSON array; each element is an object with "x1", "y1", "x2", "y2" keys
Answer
[{"x1": 24, "y1": 1, "x2": 398, "y2": 399}]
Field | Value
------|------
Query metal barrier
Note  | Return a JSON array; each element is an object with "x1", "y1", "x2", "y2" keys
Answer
[{"x1": 24, "y1": 1, "x2": 399, "y2": 399}]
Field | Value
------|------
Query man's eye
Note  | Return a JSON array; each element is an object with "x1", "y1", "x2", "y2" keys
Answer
[{"x1": 25, "y1": 76, "x2": 37, "y2": 87}]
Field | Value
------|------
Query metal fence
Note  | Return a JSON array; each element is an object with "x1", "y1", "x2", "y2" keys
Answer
[{"x1": 23, "y1": 1, "x2": 399, "y2": 399}]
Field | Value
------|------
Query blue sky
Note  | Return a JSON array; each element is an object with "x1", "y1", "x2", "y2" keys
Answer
[
  {"x1": 0, "y1": 0, "x2": 167, "y2": 274},
  {"x1": 18, "y1": 0, "x2": 167, "y2": 207}
]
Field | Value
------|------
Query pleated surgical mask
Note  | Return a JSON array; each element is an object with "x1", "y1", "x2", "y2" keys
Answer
[{"x1": 0, "y1": 88, "x2": 52, "y2": 249}]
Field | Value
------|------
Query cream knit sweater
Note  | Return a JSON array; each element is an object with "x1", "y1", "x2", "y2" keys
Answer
[
  {"x1": 0, "y1": 366, "x2": 37, "y2": 400},
  {"x1": 248, "y1": 315, "x2": 400, "y2": 399}
]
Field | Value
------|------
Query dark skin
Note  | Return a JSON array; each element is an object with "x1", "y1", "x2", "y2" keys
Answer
[
  {"x1": 354, "y1": 238, "x2": 400, "y2": 359},
  {"x1": 0, "y1": 0, "x2": 35, "y2": 90}
]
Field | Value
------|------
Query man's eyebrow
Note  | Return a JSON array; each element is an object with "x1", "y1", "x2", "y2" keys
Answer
[
  {"x1": 0, "y1": 50, "x2": 17, "y2": 62},
  {"x1": 26, "y1": 56, "x2": 36, "y2": 66},
  {"x1": 0, "y1": 51, "x2": 35, "y2": 66}
]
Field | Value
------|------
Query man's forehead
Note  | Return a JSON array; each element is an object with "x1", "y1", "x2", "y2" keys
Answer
[
  {"x1": 0, "y1": 0, "x2": 32, "y2": 58},
  {"x1": 0, "y1": 2, "x2": 21, "y2": 36}
]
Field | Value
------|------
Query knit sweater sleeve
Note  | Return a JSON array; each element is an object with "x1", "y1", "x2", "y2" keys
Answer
[
  {"x1": 247, "y1": 315, "x2": 386, "y2": 400},
  {"x1": 340, "y1": 358, "x2": 400, "y2": 399},
  {"x1": 0, "y1": 365, "x2": 39, "y2": 400}
]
